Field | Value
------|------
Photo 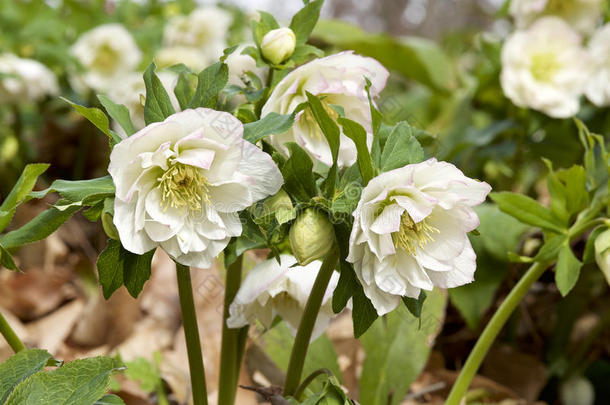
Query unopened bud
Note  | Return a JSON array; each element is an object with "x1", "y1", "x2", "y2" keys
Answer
[
  {"x1": 289, "y1": 208, "x2": 335, "y2": 265},
  {"x1": 263, "y1": 189, "x2": 295, "y2": 225},
  {"x1": 594, "y1": 227, "x2": 610, "y2": 285},
  {"x1": 261, "y1": 27, "x2": 296, "y2": 65}
]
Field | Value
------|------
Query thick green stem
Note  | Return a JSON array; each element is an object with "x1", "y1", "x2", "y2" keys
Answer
[
  {"x1": 445, "y1": 261, "x2": 550, "y2": 405},
  {"x1": 175, "y1": 262, "x2": 208, "y2": 405},
  {"x1": 218, "y1": 255, "x2": 246, "y2": 405},
  {"x1": 0, "y1": 310, "x2": 25, "y2": 353},
  {"x1": 283, "y1": 248, "x2": 340, "y2": 397}
]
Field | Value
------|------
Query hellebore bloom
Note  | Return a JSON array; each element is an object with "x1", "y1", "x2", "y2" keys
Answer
[
  {"x1": 0, "y1": 53, "x2": 59, "y2": 103},
  {"x1": 347, "y1": 158, "x2": 491, "y2": 315},
  {"x1": 108, "y1": 108, "x2": 283, "y2": 267}
]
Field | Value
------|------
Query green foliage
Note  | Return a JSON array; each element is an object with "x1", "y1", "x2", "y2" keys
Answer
[
  {"x1": 281, "y1": 143, "x2": 317, "y2": 203},
  {"x1": 379, "y1": 122, "x2": 425, "y2": 172},
  {"x1": 359, "y1": 288, "x2": 446, "y2": 405},
  {"x1": 61, "y1": 98, "x2": 123, "y2": 146},
  {"x1": 3, "y1": 353, "x2": 122, "y2": 405},
  {"x1": 490, "y1": 191, "x2": 567, "y2": 233},
  {"x1": 243, "y1": 112, "x2": 295, "y2": 144},
  {"x1": 30, "y1": 176, "x2": 115, "y2": 210},
  {"x1": 289, "y1": 0, "x2": 324, "y2": 45},
  {"x1": 143, "y1": 63, "x2": 176, "y2": 125},
  {"x1": 338, "y1": 118, "x2": 374, "y2": 185},
  {"x1": 94, "y1": 395, "x2": 125, "y2": 405},
  {"x1": 556, "y1": 242, "x2": 583, "y2": 297},
  {"x1": 189, "y1": 62, "x2": 229, "y2": 109},
  {"x1": 98, "y1": 95, "x2": 136, "y2": 137}
]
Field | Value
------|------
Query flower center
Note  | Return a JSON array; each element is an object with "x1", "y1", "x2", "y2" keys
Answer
[
  {"x1": 530, "y1": 52, "x2": 561, "y2": 82},
  {"x1": 544, "y1": 0, "x2": 574, "y2": 16},
  {"x1": 92, "y1": 43, "x2": 118, "y2": 73},
  {"x1": 301, "y1": 99, "x2": 340, "y2": 141},
  {"x1": 392, "y1": 212, "x2": 439, "y2": 255},
  {"x1": 157, "y1": 163, "x2": 210, "y2": 213}
]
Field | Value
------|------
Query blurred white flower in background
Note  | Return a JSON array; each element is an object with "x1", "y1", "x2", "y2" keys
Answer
[
  {"x1": 347, "y1": 158, "x2": 491, "y2": 315},
  {"x1": 500, "y1": 17, "x2": 588, "y2": 118},
  {"x1": 585, "y1": 24, "x2": 610, "y2": 107},
  {"x1": 107, "y1": 71, "x2": 180, "y2": 131},
  {"x1": 509, "y1": 0, "x2": 603, "y2": 34},
  {"x1": 154, "y1": 46, "x2": 211, "y2": 73},
  {"x1": 163, "y1": 6, "x2": 232, "y2": 65},
  {"x1": 262, "y1": 51, "x2": 389, "y2": 167},
  {"x1": 71, "y1": 23, "x2": 142, "y2": 92},
  {"x1": 0, "y1": 53, "x2": 59, "y2": 103},
  {"x1": 227, "y1": 254, "x2": 339, "y2": 341},
  {"x1": 108, "y1": 108, "x2": 283, "y2": 267},
  {"x1": 224, "y1": 45, "x2": 268, "y2": 107}
]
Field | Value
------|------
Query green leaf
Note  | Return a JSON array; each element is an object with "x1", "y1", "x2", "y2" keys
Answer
[
  {"x1": 289, "y1": 0, "x2": 324, "y2": 45},
  {"x1": 401, "y1": 290, "x2": 426, "y2": 319},
  {"x1": 189, "y1": 62, "x2": 228, "y2": 109},
  {"x1": 332, "y1": 261, "x2": 359, "y2": 314},
  {"x1": 0, "y1": 244, "x2": 19, "y2": 271},
  {"x1": 143, "y1": 63, "x2": 176, "y2": 125},
  {"x1": 243, "y1": 112, "x2": 294, "y2": 144},
  {"x1": 30, "y1": 176, "x2": 115, "y2": 210},
  {"x1": 555, "y1": 243, "x2": 583, "y2": 297},
  {"x1": 0, "y1": 163, "x2": 49, "y2": 232},
  {"x1": 6, "y1": 356, "x2": 122, "y2": 405},
  {"x1": 97, "y1": 239, "x2": 124, "y2": 300},
  {"x1": 122, "y1": 248, "x2": 155, "y2": 299},
  {"x1": 583, "y1": 226, "x2": 605, "y2": 264},
  {"x1": 174, "y1": 72, "x2": 194, "y2": 111},
  {"x1": 474, "y1": 203, "x2": 529, "y2": 261},
  {"x1": 534, "y1": 233, "x2": 568, "y2": 263},
  {"x1": 0, "y1": 206, "x2": 79, "y2": 249},
  {"x1": 0, "y1": 349, "x2": 52, "y2": 403},
  {"x1": 338, "y1": 117, "x2": 374, "y2": 185},
  {"x1": 94, "y1": 394, "x2": 126, "y2": 405},
  {"x1": 98, "y1": 94, "x2": 136, "y2": 137},
  {"x1": 380, "y1": 122, "x2": 425, "y2": 172},
  {"x1": 360, "y1": 288, "x2": 446, "y2": 405},
  {"x1": 490, "y1": 191, "x2": 567, "y2": 233},
  {"x1": 281, "y1": 143, "x2": 317, "y2": 202},
  {"x1": 61, "y1": 97, "x2": 122, "y2": 145},
  {"x1": 124, "y1": 357, "x2": 160, "y2": 393},
  {"x1": 352, "y1": 286, "x2": 378, "y2": 338}
]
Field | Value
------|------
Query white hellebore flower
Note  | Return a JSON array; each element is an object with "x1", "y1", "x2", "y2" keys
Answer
[
  {"x1": 225, "y1": 45, "x2": 268, "y2": 107},
  {"x1": 585, "y1": 24, "x2": 610, "y2": 107},
  {"x1": 108, "y1": 108, "x2": 283, "y2": 267},
  {"x1": 107, "y1": 72, "x2": 180, "y2": 131},
  {"x1": 261, "y1": 27, "x2": 296, "y2": 65},
  {"x1": 347, "y1": 158, "x2": 491, "y2": 315},
  {"x1": 227, "y1": 254, "x2": 339, "y2": 341},
  {"x1": 0, "y1": 53, "x2": 59, "y2": 103},
  {"x1": 262, "y1": 51, "x2": 389, "y2": 167},
  {"x1": 163, "y1": 7, "x2": 232, "y2": 62},
  {"x1": 71, "y1": 24, "x2": 142, "y2": 92},
  {"x1": 154, "y1": 46, "x2": 211, "y2": 73},
  {"x1": 509, "y1": 0, "x2": 603, "y2": 35},
  {"x1": 500, "y1": 17, "x2": 588, "y2": 118}
]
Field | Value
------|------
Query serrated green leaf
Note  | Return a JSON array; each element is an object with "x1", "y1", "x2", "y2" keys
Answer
[
  {"x1": 281, "y1": 143, "x2": 317, "y2": 202},
  {"x1": 490, "y1": 192, "x2": 567, "y2": 233},
  {"x1": 0, "y1": 163, "x2": 49, "y2": 232},
  {"x1": 534, "y1": 233, "x2": 568, "y2": 263},
  {"x1": 30, "y1": 176, "x2": 115, "y2": 210},
  {"x1": 61, "y1": 97, "x2": 122, "y2": 145},
  {"x1": 556, "y1": 243, "x2": 583, "y2": 297},
  {"x1": 243, "y1": 112, "x2": 295, "y2": 144},
  {"x1": 289, "y1": 0, "x2": 323, "y2": 45},
  {"x1": 189, "y1": 62, "x2": 228, "y2": 109},
  {"x1": 6, "y1": 356, "x2": 121, "y2": 405},
  {"x1": 97, "y1": 239, "x2": 124, "y2": 300},
  {"x1": 360, "y1": 289, "x2": 445, "y2": 405},
  {"x1": 0, "y1": 206, "x2": 79, "y2": 249},
  {"x1": 143, "y1": 63, "x2": 176, "y2": 125},
  {"x1": 338, "y1": 117, "x2": 374, "y2": 186},
  {"x1": 124, "y1": 357, "x2": 160, "y2": 393},
  {"x1": 94, "y1": 394, "x2": 125, "y2": 404},
  {"x1": 0, "y1": 349, "x2": 52, "y2": 403},
  {"x1": 380, "y1": 122, "x2": 424, "y2": 172},
  {"x1": 98, "y1": 94, "x2": 136, "y2": 137}
]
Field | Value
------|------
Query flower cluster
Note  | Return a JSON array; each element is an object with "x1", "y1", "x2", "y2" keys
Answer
[
  {"x1": 0, "y1": 53, "x2": 59, "y2": 103},
  {"x1": 501, "y1": 1, "x2": 610, "y2": 117}
]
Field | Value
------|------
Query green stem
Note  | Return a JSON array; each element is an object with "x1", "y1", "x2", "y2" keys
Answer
[
  {"x1": 175, "y1": 262, "x2": 208, "y2": 405},
  {"x1": 283, "y1": 248, "x2": 340, "y2": 397},
  {"x1": 218, "y1": 255, "x2": 246, "y2": 405},
  {"x1": 0, "y1": 310, "x2": 25, "y2": 353},
  {"x1": 445, "y1": 261, "x2": 551, "y2": 405}
]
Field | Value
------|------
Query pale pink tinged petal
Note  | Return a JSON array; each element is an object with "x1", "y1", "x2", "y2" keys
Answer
[
  {"x1": 217, "y1": 212, "x2": 243, "y2": 237},
  {"x1": 205, "y1": 144, "x2": 243, "y2": 184},
  {"x1": 171, "y1": 248, "x2": 216, "y2": 269},
  {"x1": 144, "y1": 188, "x2": 184, "y2": 230},
  {"x1": 370, "y1": 203, "x2": 404, "y2": 234},
  {"x1": 175, "y1": 223, "x2": 208, "y2": 254},
  {"x1": 208, "y1": 181, "x2": 252, "y2": 213},
  {"x1": 378, "y1": 233, "x2": 397, "y2": 257},
  {"x1": 144, "y1": 219, "x2": 177, "y2": 242},
  {"x1": 168, "y1": 108, "x2": 244, "y2": 145},
  {"x1": 395, "y1": 250, "x2": 434, "y2": 291},
  {"x1": 391, "y1": 193, "x2": 435, "y2": 223},
  {"x1": 415, "y1": 248, "x2": 453, "y2": 272},
  {"x1": 374, "y1": 262, "x2": 408, "y2": 296},
  {"x1": 174, "y1": 148, "x2": 216, "y2": 170},
  {"x1": 361, "y1": 281, "x2": 401, "y2": 316},
  {"x1": 426, "y1": 239, "x2": 477, "y2": 288},
  {"x1": 237, "y1": 141, "x2": 283, "y2": 202},
  {"x1": 139, "y1": 141, "x2": 172, "y2": 169},
  {"x1": 113, "y1": 199, "x2": 156, "y2": 254}
]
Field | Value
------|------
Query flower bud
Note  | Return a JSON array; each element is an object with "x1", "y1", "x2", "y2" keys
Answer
[
  {"x1": 102, "y1": 211, "x2": 120, "y2": 241},
  {"x1": 261, "y1": 27, "x2": 296, "y2": 65},
  {"x1": 560, "y1": 376, "x2": 595, "y2": 405},
  {"x1": 263, "y1": 189, "x2": 295, "y2": 225},
  {"x1": 594, "y1": 227, "x2": 610, "y2": 285},
  {"x1": 289, "y1": 208, "x2": 335, "y2": 265}
]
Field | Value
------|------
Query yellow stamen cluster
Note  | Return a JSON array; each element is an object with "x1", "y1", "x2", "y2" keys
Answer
[
  {"x1": 301, "y1": 98, "x2": 340, "y2": 141},
  {"x1": 392, "y1": 212, "x2": 439, "y2": 255},
  {"x1": 530, "y1": 52, "x2": 561, "y2": 83},
  {"x1": 157, "y1": 163, "x2": 210, "y2": 213},
  {"x1": 92, "y1": 44, "x2": 118, "y2": 73}
]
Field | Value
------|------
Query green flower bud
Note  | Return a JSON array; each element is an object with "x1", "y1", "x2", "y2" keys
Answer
[
  {"x1": 594, "y1": 227, "x2": 610, "y2": 285},
  {"x1": 263, "y1": 189, "x2": 295, "y2": 225},
  {"x1": 289, "y1": 208, "x2": 335, "y2": 265},
  {"x1": 261, "y1": 27, "x2": 296, "y2": 65},
  {"x1": 102, "y1": 211, "x2": 120, "y2": 241}
]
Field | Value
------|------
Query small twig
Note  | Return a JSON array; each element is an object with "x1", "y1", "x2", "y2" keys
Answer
[{"x1": 404, "y1": 382, "x2": 447, "y2": 400}]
